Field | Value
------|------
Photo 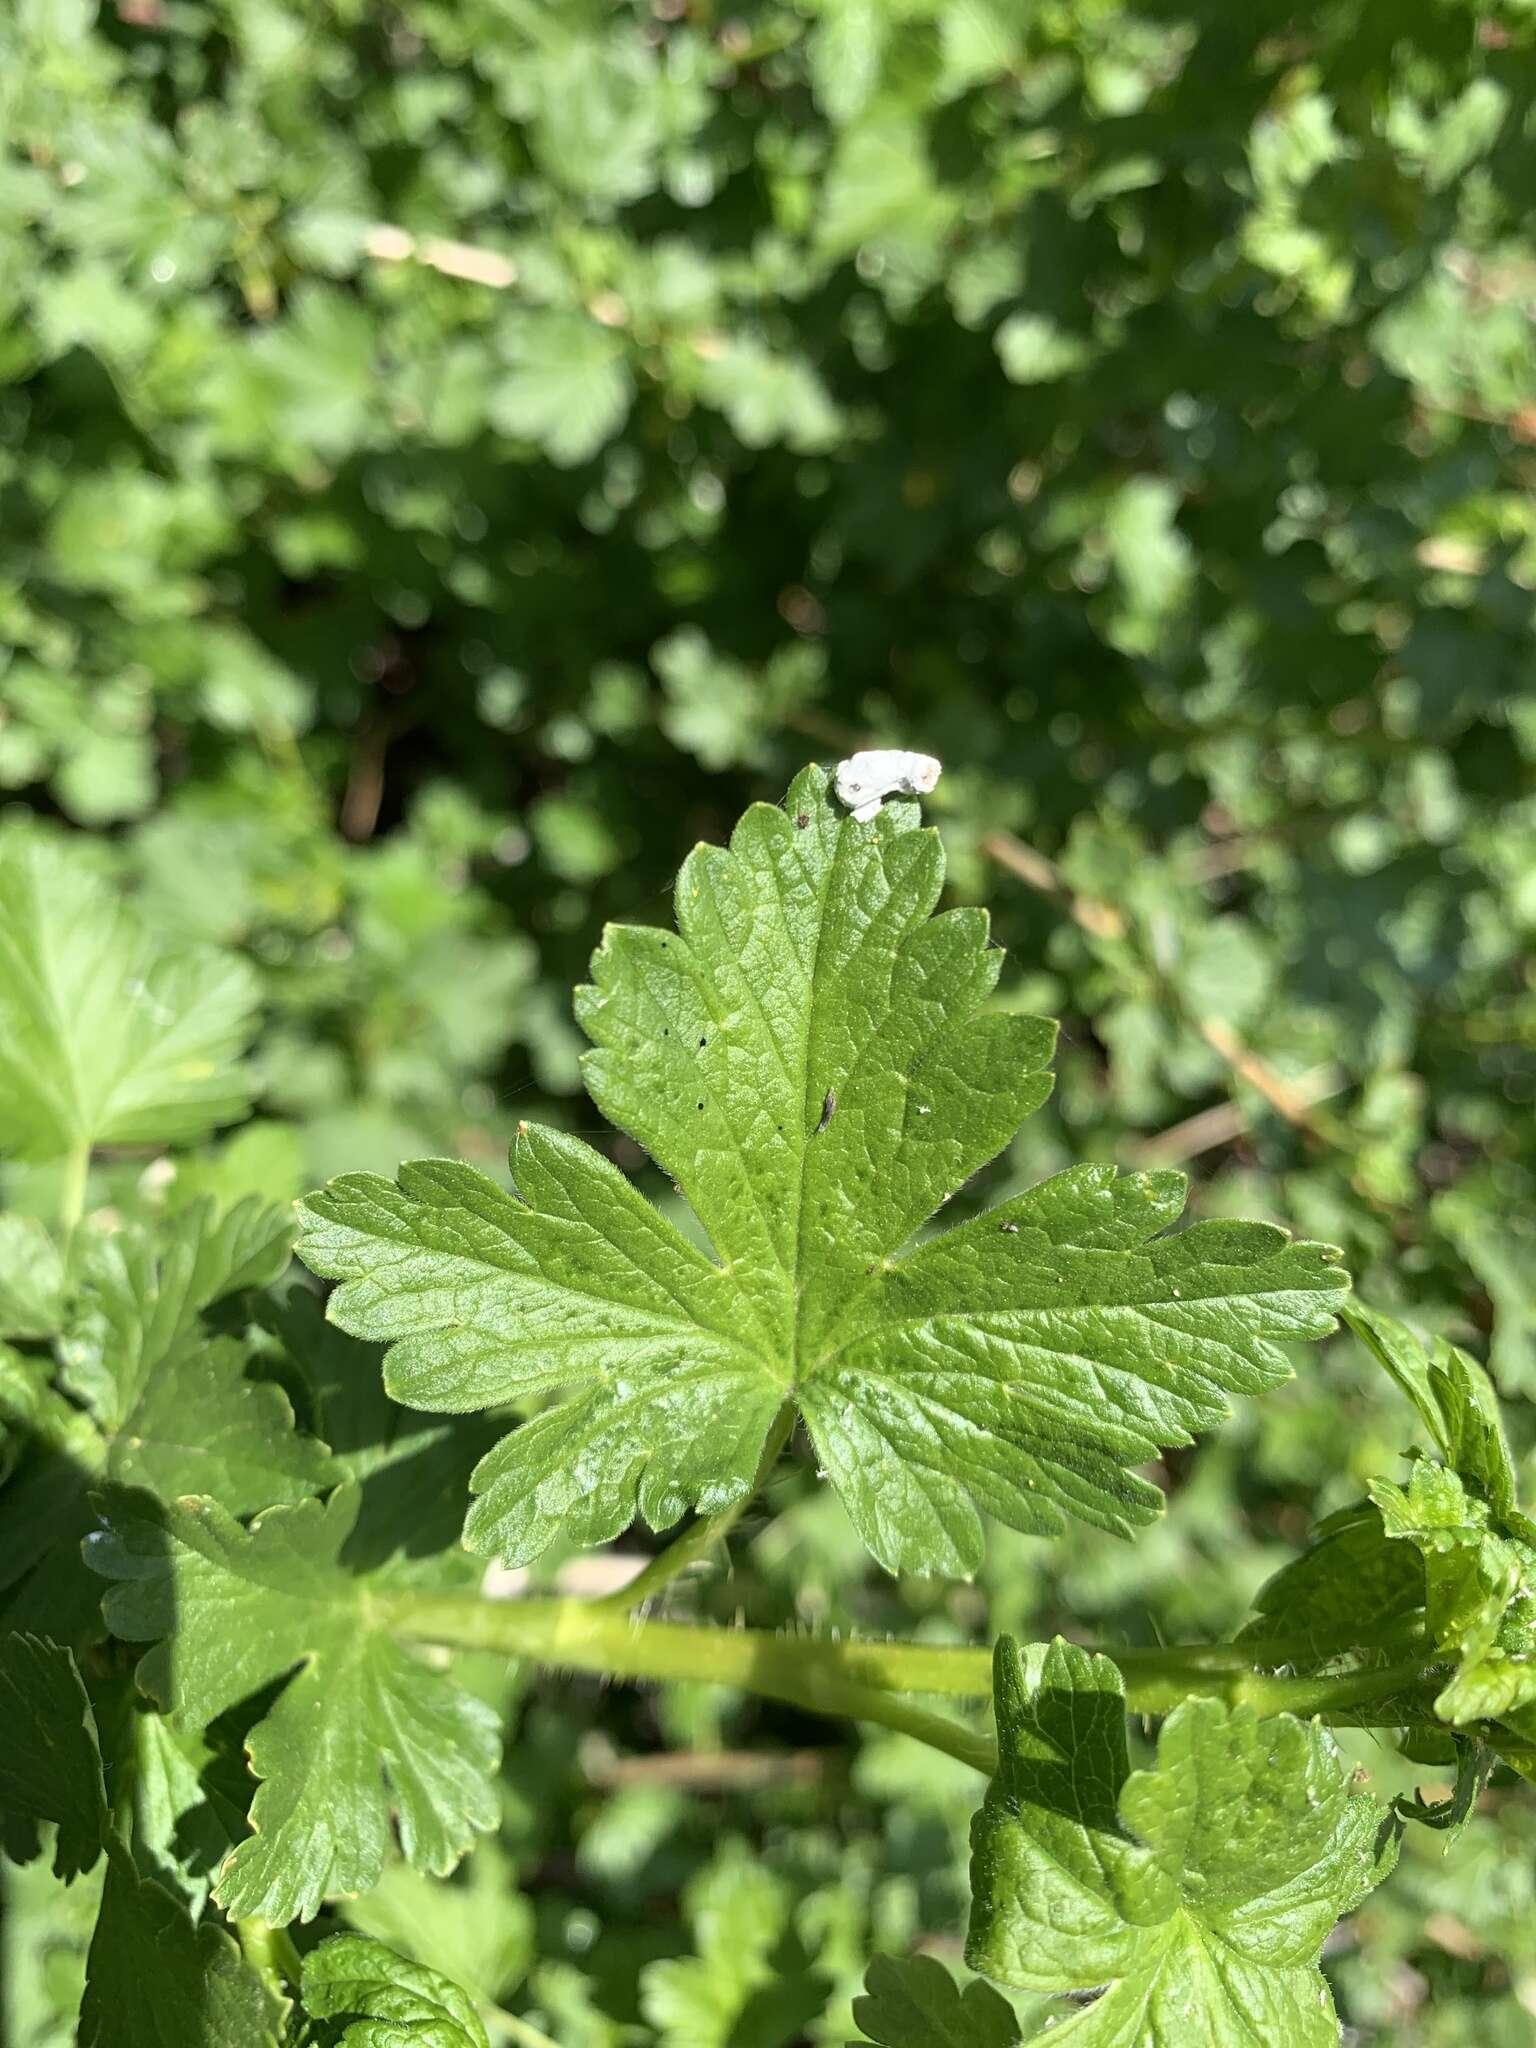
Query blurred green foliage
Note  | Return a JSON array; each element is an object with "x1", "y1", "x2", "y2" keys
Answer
[{"x1": 4, "y1": 0, "x2": 1536, "y2": 2039}]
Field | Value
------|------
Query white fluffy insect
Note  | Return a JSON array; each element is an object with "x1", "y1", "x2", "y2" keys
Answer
[{"x1": 833, "y1": 749, "x2": 943, "y2": 822}]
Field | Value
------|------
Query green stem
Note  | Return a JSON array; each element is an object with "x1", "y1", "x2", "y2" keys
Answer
[
  {"x1": 58, "y1": 1138, "x2": 90, "y2": 1233},
  {"x1": 1115, "y1": 1613, "x2": 1427, "y2": 1671},
  {"x1": 237, "y1": 1916, "x2": 302, "y2": 2007},
  {"x1": 600, "y1": 1398, "x2": 797, "y2": 1611},
  {"x1": 388, "y1": 1592, "x2": 997, "y2": 1773},
  {"x1": 483, "y1": 2006, "x2": 564, "y2": 2048},
  {"x1": 1229, "y1": 1655, "x2": 1438, "y2": 1722},
  {"x1": 386, "y1": 1595, "x2": 1439, "y2": 1766}
]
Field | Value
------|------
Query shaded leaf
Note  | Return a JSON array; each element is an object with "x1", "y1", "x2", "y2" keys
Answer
[
  {"x1": 0, "y1": 1631, "x2": 108, "y2": 1878},
  {"x1": 967, "y1": 1637, "x2": 1396, "y2": 2045},
  {"x1": 851, "y1": 1953, "x2": 1021, "y2": 2048},
  {"x1": 89, "y1": 1486, "x2": 501, "y2": 1926}
]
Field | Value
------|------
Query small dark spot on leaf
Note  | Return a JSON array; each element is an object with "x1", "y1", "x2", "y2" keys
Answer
[
  {"x1": 999, "y1": 1221, "x2": 1019, "y2": 1234},
  {"x1": 865, "y1": 1262, "x2": 876, "y2": 1275},
  {"x1": 796, "y1": 812, "x2": 810, "y2": 828},
  {"x1": 699, "y1": 1036, "x2": 707, "y2": 1048},
  {"x1": 697, "y1": 1101, "x2": 705, "y2": 1110}
]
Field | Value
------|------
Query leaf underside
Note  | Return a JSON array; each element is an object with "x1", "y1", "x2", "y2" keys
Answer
[{"x1": 298, "y1": 766, "x2": 1349, "y2": 1577}]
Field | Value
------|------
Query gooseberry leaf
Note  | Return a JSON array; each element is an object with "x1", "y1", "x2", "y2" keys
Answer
[
  {"x1": 0, "y1": 1633, "x2": 277, "y2": 2046},
  {"x1": 967, "y1": 1637, "x2": 1397, "y2": 2045},
  {"x1": 851, "y1": 1953, "x2": 1021, "y2": 2048},
  {"x1": 59, "y1": 1198, "x2": 335, "y2": 1512},
  {"x1": 640, "y1": 1841, "x2": 827, "y2": 2048},
  {"x1": 0, "y1": 1213, "x2": 67, "y2": 1338},
  {"x1": 0, "y1": 1630, "x2": 108, "y2": 1877},
  {"x1": 88, "y1": 1486, "x2": 502, "y2": 1926},
  {"x1": 82, "y1": 1843, "x2": 281, "y2": 2048},
  {"x1": 299, "y1": 1932, "x2": 489, "y2": 2048},
  {"x1": 1257, "y1": 1308, "x2": 1536, "y2": 1741},
  {"x1": 1240, "y1": 1501, "x2": 1425, "y2": 1660},
  {"x1": 1371, "y1": 1460, "x2": 1536, "y2": 1724},
  {"x1": 0, "y1": 831, "x2": 260, "y2": 1162},
  {"x1": 297, "y1": 767, "x2": 1349, "y2": 1578},
  {"x1": 0, "y1": 1201, "x2": 334, "y2": 1643},
  {"x1": 1346, "y1": 1301, "x2": 1519, "y2": 1520}
]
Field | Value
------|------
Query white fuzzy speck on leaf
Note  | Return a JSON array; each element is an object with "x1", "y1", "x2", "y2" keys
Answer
[{"x1": 833, "y1": 749, "x2": 943, "y2": 821}]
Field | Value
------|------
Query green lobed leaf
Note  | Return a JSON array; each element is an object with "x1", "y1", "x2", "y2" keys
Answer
[
  {"x1": 1370, "y1": 1460, "x2": 1536, "y2": 1724},
  {"x1": 88, "y1": 1485, "x2": 501, "y2": 1926},
  {"x1": 0, "y1": 1633, "x2": 276, "y2": 2045},
  {"x1": 297, "y1": 768, "x2": 1348, "y2": 1578},
  {"x1": 80, "y1": 1842, "x2": 279, "y2": 2048},
  {"x1": 340, "y1": 1843, "x2": 534, "y2": 2013},
  {"x1": 299, "y1": 1932, "x2": 488, "y2": 2048},
  {"x1": 489, "y1": 310, "x2": 633, "y2": 467},
  {"x1": 851, "y1": 1953, "x2": 1022, "y2": 2048},
  {"x1": 0, "y1": 1630, "x2": 108, "y2": 1878},
  {"x1": 640, "y1": 1840, "x2": 827, "y2": 2048},
  {"x1": 1241, "y1": 1501, "x2": 1426, "y2": 1660},
  {"x1": 0, "y1": 1201, "x2": 333, "y2": 1643},
  {"x1": 0, "y1": 1213, "x2": 67, "y2": 1338},
  {"x1": 1325, "y1": 1305, "x2": 1536, "y2": 1731},
  {"x1": 966, "y1": 1637, "x2": 1396, "y2": 2045},
  {"x1": 58, "y1": 1199, "x2": 335, "y2": 1513},
  {"x1": 1346, "y1": 1301, "x2": 1519, "y2": 1520},
  {"x1": 0, "y1": 830, "x2": 260, "y2": 1161}
]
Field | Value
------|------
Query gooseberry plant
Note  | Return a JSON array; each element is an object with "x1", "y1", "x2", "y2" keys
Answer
[{"x1": 2, "y1": 770, "x2": 1533, "y2": 2046}]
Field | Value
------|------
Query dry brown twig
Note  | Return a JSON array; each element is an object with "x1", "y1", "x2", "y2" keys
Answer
[{"x1": 980, "y1": 827, "x2": 1338, "y2": 1146}]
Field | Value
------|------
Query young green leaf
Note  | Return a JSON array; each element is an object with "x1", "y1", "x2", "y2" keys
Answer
[
  {"x1": 0, "y1": 831, "x2": 260, "y2": 1162},
  {"x1": 1346, "y1": 1301, "x2": 1519, "y2": 1520},
  {"x1": 1240, "y1": 1501, "x2": 1425, "y2": 1660},
  {"x1": 1371, "y1": 1460, "x2": 1536, "y2": 1724},
  {"x1": 297, "y1": 767, "x2": 1349, "y2": 1577},
  {"x1": 299, "y1": 1931, "x2": 489, "y2": 2048},
  {"x1": 967, "y1": 1637, "x2": 1396, "y2": 2044},
  {"x1": 851, "y1": 1953, "x2": 1021, "y2": 2048},
  {"x1": 341, "y1": 1843, "x2": 534, "y2": 2013},
  {"x1": 1281, "y1": 1307, "x2": 1536, "y2": 1734},
  {"x1": 89, "y1": 1485, "x2": 501, "y2": 1926}
]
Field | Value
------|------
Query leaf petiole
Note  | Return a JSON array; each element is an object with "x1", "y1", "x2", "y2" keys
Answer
[
  {"x1": 236, "y1": 1915, "x2": 303, "y2": 2007},
  {"x1": 595, "y1": 1398, "x2": 798, "y2": 1611},
  {"x1": 58, "y1": 1137, "x2": 90, "y2": 1233}
]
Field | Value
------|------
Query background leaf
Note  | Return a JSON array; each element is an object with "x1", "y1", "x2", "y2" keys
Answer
[{"x1": 0, "y1": 835, "x2": 259, "y2": 1162}]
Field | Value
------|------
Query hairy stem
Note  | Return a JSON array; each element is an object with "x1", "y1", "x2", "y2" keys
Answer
[
  {"x1": 599, "y1": 1399, "x2": 798, "y2": 1611},
  {"x1": 386, "y1": 1595, "x2": 1438, "y2": 1764},
  {"x1": 389, "y1": 1592, "x2": 997, "y2": 1772}
]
